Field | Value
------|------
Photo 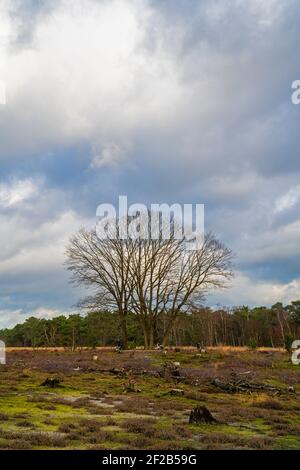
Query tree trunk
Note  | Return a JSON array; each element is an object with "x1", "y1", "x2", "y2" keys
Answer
[
  {"x1": 162, "y1": 318, "x2": 175, "y2": 347},
  {"x1": 120, "y1": 314, "x2": 128, "y2": 349},
  {"x1": 277, "y1": 311, "x2": 285, "y2": 347},
  {"x1": 143, "y1": 326, "x2": 149, "y2": 349},
  {"x1": 148, "y1": 326, "x2": 154, "y2": 349},
  {"x1": 142, "y1": 325, "x2": 155, "y2": 349},
  {"x1": 71, "y1": 327, "x2": 75, "y2": 351}
]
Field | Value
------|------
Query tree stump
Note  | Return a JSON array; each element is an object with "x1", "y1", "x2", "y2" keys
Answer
[
  {"x1": 189, "y1": 406, "x2": 217, "y2": 424},
  {"x1": 40, "y1": 377, "x2": 61, "y2": 388}
]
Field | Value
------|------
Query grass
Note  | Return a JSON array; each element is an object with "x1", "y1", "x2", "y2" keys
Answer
[{"x1": 0, "y1": 347, "x2": 299, "y2": 449}]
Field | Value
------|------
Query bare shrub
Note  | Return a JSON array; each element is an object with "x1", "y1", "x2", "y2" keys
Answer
[
  {"x1": 16, "y1": 420, "x2": 36, "y2": 428},
  {"x1": 58, "y1": 423, "x2": 77, "y2": 433},
  {"x1": 121, "y1": 417, "x2": 156, "y2": 434},
  {"x1": 255, "y1": 399, "x2": 284, "y2": 410},
  {"x1": 71, "y1": 397, "x2": 91, "y2": 408}
]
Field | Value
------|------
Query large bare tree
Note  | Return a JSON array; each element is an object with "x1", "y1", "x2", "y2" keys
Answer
[{"x1": 65, "y1": 224, "x2": 233, "y2": 348}]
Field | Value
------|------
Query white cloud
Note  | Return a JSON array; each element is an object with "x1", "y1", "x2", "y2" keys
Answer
[
  {"x1": 0, "y1": 0, "x2": 299, "y2": 326},
  {"x1": 1, "y1": 0, "x2": 296, "y2": 180},
  {"x1": 90, "y1": 142, "x2": 128, "y2": 169},
  {"x1": 275, "y1": 185, "x2": 300, "y2": 213},
  {"x1": 203, "y1": 172, "x2": 258, "y2": 200},
  {"x1": 2, "y1": 0, "x2": 186, "y2": 161},
  {"x1": 0, "y1": 307, "x2": 71, "y2": 329},
  {"x1": 0, "y1": 1, "x2": 10, "y2": 70},
  {"x1": 0, "y1": 209, "x2": 88, "y2": 276},
  {"x1": 0, "y1": 178, "x2": 39, "y2": 208},
  {"x1": 247, "y1": 0, "x2": 285, "y2": 28},
  {"x1": 239, "y1": 218, "x2": 300, "y2": 266},
  {"x1": 212, "y1": 271, "x2": 300, "y2": 307}
]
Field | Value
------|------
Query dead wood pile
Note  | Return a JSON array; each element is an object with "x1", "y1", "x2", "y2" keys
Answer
[{"x1": 211, "y1": 372, "x2": 289, "y2": 395}]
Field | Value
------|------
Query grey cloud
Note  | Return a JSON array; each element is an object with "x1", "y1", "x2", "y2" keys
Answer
[{"x1": 1, "y1": 0, "x2": 300, "y2": 326}]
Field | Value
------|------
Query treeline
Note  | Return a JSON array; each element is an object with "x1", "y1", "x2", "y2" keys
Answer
[{"x1": 1, "y1": 301, "x2": 300, "y2": 349}]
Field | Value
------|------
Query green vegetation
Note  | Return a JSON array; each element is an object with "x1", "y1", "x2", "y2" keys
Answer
[{"x1": 0, "y1": 348, "x2": 299, "y2": 449}]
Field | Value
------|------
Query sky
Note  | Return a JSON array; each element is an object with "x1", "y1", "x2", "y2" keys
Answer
[{"x1": 0, "y1": 0, "x2": 300, "y2": 328}]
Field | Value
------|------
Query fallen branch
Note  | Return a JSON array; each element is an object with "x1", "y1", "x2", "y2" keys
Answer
[{"x1": 212, "y1": 373, "x2": 283, "y2": 395}]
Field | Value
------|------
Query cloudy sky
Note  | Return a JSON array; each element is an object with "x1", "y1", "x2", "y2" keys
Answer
[{"x1": 0, "y1": 0, "x2": 300, "y2": 327}]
